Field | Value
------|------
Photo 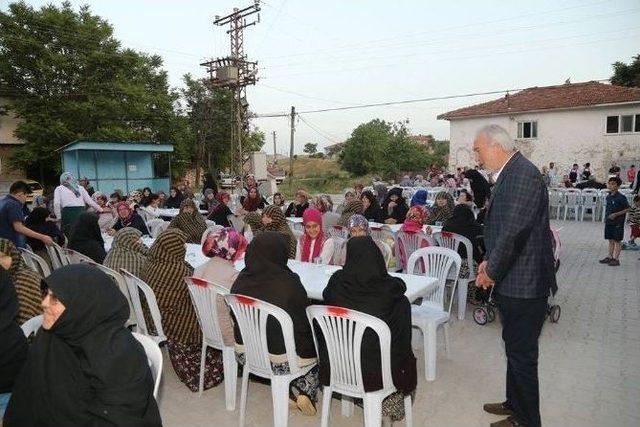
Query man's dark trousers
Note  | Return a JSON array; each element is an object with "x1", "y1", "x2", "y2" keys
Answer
[{"x1": 497, "y1": 294, "x2": 548, "y2": 427}]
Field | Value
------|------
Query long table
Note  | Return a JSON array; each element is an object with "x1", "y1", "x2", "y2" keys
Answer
[{"x1": 368, "y1": 222, "x2": 442, "y2": 235}]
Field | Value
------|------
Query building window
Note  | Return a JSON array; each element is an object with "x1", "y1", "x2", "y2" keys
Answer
[
  {"x1": 152, "y1": 152, "x2": 170, "y2": 178},
  {"x1": 606, "y1": 116, "x2": 619, "y2": 133},
  {"x1": 621, "y1": 115, "x2": 633, "y2": 133},
  {"x1": 636, "y1": 114, "x2": 640, "y2": 132},
  {"x1": 517, "y1": 121, "x2": 537, "y2": 139},
  {"x1": 606, "y1": 114, "x2": 640, "y2": 134}
]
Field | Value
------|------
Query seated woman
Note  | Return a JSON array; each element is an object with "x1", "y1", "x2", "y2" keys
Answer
[
  {"x1": 24, "y1": 207, "x2": 65, "y2": 262},
  {"x1": 382, "y1": 188, "x2": 409, "y2": 225},
  {"x1": 208, "y1": 192, "x2": 233, "y2": 228},
  {"x1": 361, "y1": 190, "x2": 383, "y2": 223},
  {"x1": 68, "y1": 212, "x2": 106, "y2": 263},
  {"x1": 138, "y1": 193, "x2": 162, "y2": 222},
  {"x1": 262, "y1": 205, "x2": 297, "y2": 258},
  {"x1": 295, "y1": 208, "x2": 334, "y2": 264},
  {"x1": 314, "y1": 194, "x2": 340, "y2": 228},
  {"x1": 92, "y1": 192, "x2": 115, "y2": 232},
  {"x1": 4, "y1": 264, "x2": 161, "y2": 427},
  {"x1": 103, "y1": 228, "x2": 149, "y2": 278},
  {"x1": 401, "y1": 206, "x2": 429, "y2": 234},
  {"x1": 323, "y1": 236, "x2": 416, "y2": 423},
  {"x1": 141, "y1": 229, "x2": 223, "y2": 392},
  {"x1": 457, "y1": 189, "x2": 474, "y2": 208},
  {"x1": 164, "y1": 186, "x2": 184, "y2": 209},
  {"x1": 272, "y1": 192, "x2": 286, "y2": 212},
  {"x1": 127, "y1": 190, "x2": 143, "y2": 209},
  {"x1": 239, "y1": 187, "x2": 267, "y2": 213},
  {"x1": 168, "y1": 199, "x2": 207, "y2": 244},
  {"x1": 231, "y1": 232, "x2": 318, "y2": 415},
  {"x1": 0, "y1": 239, "x2": 42, "y2": 325},
  {"x1": 337, "y1": 199, "x2": 364, "y2": 227},
  {"x1": 200, "y1": 188, "x2": 219, "y2": 217},
  {"x1": 410, "y1": 189, "x2": 428, "y2": 208},
  {"x1": 194, "y1": 227, "x2": 247, "y2": 348},
  {"x1": 110, "y1": 202, "x2": 150, "y2": 236},
  {"x1": 285, "y1": 190, "x2": 310, "y2": 218},
  {"x1": 335, "y1": 189, "x2": 356, "y2": 215},
  {"x1": 428, "y1": 191, "x2": 455, "y2": 226}
]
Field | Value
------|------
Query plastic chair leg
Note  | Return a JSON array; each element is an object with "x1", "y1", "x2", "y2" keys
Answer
[
  {"x1": 222, "y1": 347, "x2": 237, "y2": 411},
  {"x1": 443, "y1": 322, "x2": 451, "y2": 359},
  {"x1": 363, "y1": 395, "x2": 383, "y2": 427},
  {"x1": 404, "y1": 394, "x2": 413, "y2": 427},
  {"x1": 457, "y1": 279, "x2": 468, "y2": 320},
  {"x1": 424, "y1": 322, "x2": 437, "y2": 381},
  {"x1": 198, "y1": 343, "x2": 207, "y2": 396},
  {"x1": 271, "y1": 376, "x2": 291, "y2": 427},
  {"x1": 238, "y1": 369, "x2": 250, "y2": 427},
  {"x1": 342, "y1": 395, "x2": 354, "y2": 417},
  {"x1": 320, "y1": 387, "x2": 332, "y2": 427}
]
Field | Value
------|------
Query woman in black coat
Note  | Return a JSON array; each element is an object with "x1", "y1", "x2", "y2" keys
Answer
[
  {"x1": 381, "y1": 187, "x2": 409, "y2": 224},
  {"x1": 361, "y1": 190, "x2": 383, "y2": 223},
  {"x1": 68, "y1": 213, "x2": 106, "y2": 263},
  {"x1": 463, "y1": 169, "x2": 491, "y2": 209},
  {"x1": 323, "y1": 236, "x2": 416, "y2": 422}
]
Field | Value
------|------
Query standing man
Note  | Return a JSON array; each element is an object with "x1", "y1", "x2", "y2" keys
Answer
[
  {"x1": 473, "y1": 125, "x2": 556, "y2": 427},
  {"x1": 0, "y1": 181, "x2": 54, "y2": 248}
]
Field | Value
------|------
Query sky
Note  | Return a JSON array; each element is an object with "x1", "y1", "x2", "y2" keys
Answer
[{"x1": 3, "y1": 0, "x2": 639, "y2": 154}]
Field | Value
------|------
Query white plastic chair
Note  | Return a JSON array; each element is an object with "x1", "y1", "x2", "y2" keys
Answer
[
  {"x1": 395, "y1": 231, "x2": 433, "y2": 273},
  {"x1": 370, "y1": 226, "x2": 395, "y2": 247},
  {"x1": 332, "y1": 237, "x2": 347, "y2": 266},
  {"x1": 19, "y1": 247, "x2": 51, "y2": 277},
  {"x1": 599, "y1": 189, "x2": 611, "y2": 222},
  {"x1": 548, "y1": 189, "x2": 564, "y2": 219},
  {"x1": 185, "y1": 277, "x2": 237, "y2": 410},
  {"x1": 432, "y1": 231, "x2": 475, "y2": 320},
  {"x1": 406, "y1": 247, "x2": 461, "y2": 381},
  {"x1": 327, "y1": 225, "x2": 349, "y2": 240},
  {"x1": 120, "y1": 269, "x2": 166, "y2": 345},
  {"x1": 563, "y1": 189, "x2": 581, "y2": 221},
  {"x1": 147, "y1": 218, "x2": 169, "y2": 238},
  {"x1": 376, "y1": 240, "x2": 393, "y2": 268},
  {"x1": 85, "y1": 261, "x2": 137, "y2": 328},
  {"x1": 306, "y1": 305, "x2": 413, "y2": 427},
  {"x1": 224, "y1": 294, "x2": 316, "y2": 427},
  {"x1": 62, "y1": 248, "x2": 94, "y2": 264},
  {"x1": 21, "y1": 314, "x2": 43, "y2": 338},
  {"x1": 132, "y1": 332, "x2": 163, "y2": 399},
  {"x1": 580, "y1": 189, "x2": 599, "y2": 221},
  {"x1": 46, "y1": 243, "x2": 70, "y2": 270}
]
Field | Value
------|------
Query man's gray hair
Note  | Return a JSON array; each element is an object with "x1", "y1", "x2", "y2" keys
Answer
[{"x1": 476, "y1": 124, "x2": 517, "y2": 151}]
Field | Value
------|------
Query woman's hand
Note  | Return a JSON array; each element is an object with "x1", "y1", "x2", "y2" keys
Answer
[
  {"x1": 384, "y1": 218, "x2": 397, "y2": 225},
  {"x1": 107, "y1": 229, "x2": 116, "y2": 236},
  {"x1": 0, "y1": 254, "x2": 12, "y2": 270}
]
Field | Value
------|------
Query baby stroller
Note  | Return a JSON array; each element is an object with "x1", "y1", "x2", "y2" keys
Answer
[{"x1": 473, "y1": 227, "x2": 562, "y2": 325}]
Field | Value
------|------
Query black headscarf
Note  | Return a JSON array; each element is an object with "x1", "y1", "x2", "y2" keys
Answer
[
  {"x1": 361, "y1": 190, "x2": 383, "y2": 223},
  {"x1": 0, "y1": 268, "x2": 28, "y2": 394},
  {"x1": 463, "y1": 169, "x2": 491, "y2": 208},
  {"x1": 442, "y1": 204, "x2": 484, "y2": 263},
  {"x1": 4, "y1": 264, "x2": 162, "y2": 427},
  {"x1": 68, "y1": 212, "x2": 106, "y2": 263},
  {"x1": 202, "y1": 173, "x2": 218, "y2": 195},
  {"x1": 382, "y1": 187, "x2": 409, "y2": 224},
  {"x1": 164, "y1": 187, "x2": 184, "y2": 209},
  {"x1": 322, "y1": 236, "x2": 416, "y2": 393},
  {"x1": 230, "y1": 231, "x2": 315, "y2": 358},
  {"x1": 24, "y1": 207, "x2": 65, "y2": 251}
]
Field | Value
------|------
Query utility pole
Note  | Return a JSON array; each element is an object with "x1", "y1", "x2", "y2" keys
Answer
[
  {"x1": 201, "y1": 1, "x2": 260, "y2": 182},
  {"x1": 272, "y1": 131, "x2": 277, "y2": 163},
  {"x1": 289, "y1": 106, "x2": 295, "y2": 191}
]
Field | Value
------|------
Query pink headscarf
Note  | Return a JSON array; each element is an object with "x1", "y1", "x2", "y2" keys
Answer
[
  {"x1": 300, "y1": 208, "x2": 326, "y2": 262},
  {"x1": 202, "y1": 227, "x2": 248, "y2": 262}
]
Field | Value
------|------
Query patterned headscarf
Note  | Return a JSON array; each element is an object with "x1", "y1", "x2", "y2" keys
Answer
[
  {"x1": 103, "y1": 227, "x2": 149, "y2": 278},
  {"x1": 402, "y1": 206, "x2": 428, "y2": 233},
  {"x1": 168, "y1": 199, "x2": 207, "y2": 244},
  {"x1": 243, "y1": 211, "x2": 263, "y2": 235},
  {"x1": 338, "y1": 199, "x2": 364, "y2": 227},
  {"x1": 262, "y1": 205, "x2": 296, "y2": 258},
  {"x1": 0, "y1": 238, "x2": 42, "y2": 324},
  {"x1": 429, "y1": 191, "x2": 455, "y2": 224},
  {"x1": 128, "y1": 190, "x2": 142, "y2": 204},
  {"x1": 116, "y1": 202, "x2": 134, "y2": 225},
  {"x1": 347, "y1": 214, "x2": 370, "y2": 236},
  {"x1": 202, "y1": 227, "x2": 247, "y2": 262},
  {"x1": 60, "y1": 172, "x2": 80, "y2": 197},
  {"x1": 314, "y1": 194, "x2": 334, "y2": 214}
]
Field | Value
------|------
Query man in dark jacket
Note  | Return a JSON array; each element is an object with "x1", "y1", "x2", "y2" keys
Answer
[{"x1": 474, "y1": 125, "x2": 556, "y2": 427}]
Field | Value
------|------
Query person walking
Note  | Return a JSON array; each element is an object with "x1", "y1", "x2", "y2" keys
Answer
[{"x1": 473, "y1": 125, "x2": 556, "y2": 427}]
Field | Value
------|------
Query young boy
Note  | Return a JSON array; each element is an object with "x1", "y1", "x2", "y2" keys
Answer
[
  {"x1": 599, "y1": 177, "x2": 630, "y2": 266},
  {"x1": 624, "y1": 194, "x2": 640, "y2": 249}
]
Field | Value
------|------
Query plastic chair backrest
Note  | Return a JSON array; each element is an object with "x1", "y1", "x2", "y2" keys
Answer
[
  {"x1": 85, "y1": 262, "x2": 136, "y2": 326},
  {"x1": 407, "y1": 247, "x2": 461, "y2": 313},
  {"x1": 327, "y1": 225, "x2": 349, "y2": 240},
  {"x1": 47, "y1": 243, "x2": 70, "y2": 270},
  {"x1": 376, "y1": 240, "x2": 392, "y2": 267},
  {"x1": 224, "y1": 294, "x2": 300, "y2": 378},
  {"x1": 548, "y1": 189, "x2": 564, "y2": 207},
  {"x1": 185, "y1": 277, "x2": 229, "y2": 349},
  {"x1": 121, "y1": 269, "x2": 166, "y2": 342},
  {"x1": 332, "y1": 236, "x2": 347, "y2": 266},
  {"x1": 432, "y1": 231, "x2": 475, "y2": 280},
  {"x1": 565, "y1": 189, "x2": 581, "y2": 205},
  {"x1": 306, "y1": 305, "x2": 394, "y2": 397},
  {"x1": 62, "y1": 248, "x2": 94, "y2": 264},
  {"x1": 147, "y1": 218, "x2": 168, "y2": 238},
  {"x1": 396, "y1": 230, "x2": 431, "y2": 272},
  {"x1": 19, "y1": 248, "x2": 51, "y2": 277},
  {"x1": 21, "y1": 314, "x2": 43, "y2": 338},
  {"x1": 131, "y1": 332, "x2": 163, "y2": 399},
  {"x1": 370, "y1": 226, "x2": 394, "y2": 245}
]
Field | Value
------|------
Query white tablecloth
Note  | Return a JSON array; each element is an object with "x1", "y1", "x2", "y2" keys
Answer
[
  {"x1": 368, "y1": 222, "x2": 442, "y2": 235},
  {"x1": 157, "y1": 208, "x2": 208, "y2": 218},
  {"x1": 286, "y1": 217, "x2": 303, "y2": 224}
]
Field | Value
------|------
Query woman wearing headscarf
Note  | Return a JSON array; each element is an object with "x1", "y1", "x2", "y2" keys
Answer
[
  {"x1": 463, "y1": 169, "x2": 491, "y2": 209},
  {"x1": 53, "y1": 172, "x2": 102, "y2": 235},
  {"x1": 295, "y1": 208, "x2": 334, "y2": 264},
  {"x1": 169, "y1": 199, "x2": 207, "y2": 244},
  {"x1": 335, "y1": 189, "x2": 356, "y2": 215},
  {"x1": 337, "y1": 199, "x2": 364, "y2": 228},
  {"x1": 262, "y1": 205, "x2": 297, "y2": 258},
  {"x1": 285, "y1": 190, "x2": 310, "y2": 218},
  {"x1": 4, "y1": 264, "x2": 162, "y2": 427},
  {"x1": 401, "y1": 206, "x2": 429, "y2": 234},
  {"x1": 382, "y1": 187, "x2": 409, "y2": 225},
  {"x1": 200, "y1": 188, "x2": 219, "y2": 216},
  {"x1": 109, "y1": 202, "x2": 149, "y2": 236},
  {"x1": 24, "y1": 207, "x2": 65, "y2": 262},
  {"x1": 239, "y1": 187, "x2": 266, "y2": 213},
  {"x1": 361, "y1": 190, "x2": 383, "y2": 223},
  {"x1": 272, "y1": 192, "x2": 286, "y2": 211},
  {"x1": 0, "y1": 239, "x2": 42, "y2": 325},
  {"x1": 103, "y1": 228, "x2": 149, "y2": 278},
  {"x1": 91, "y1": 192, "x2": 116, "y2": 232},
  {"x1": 165, "y1": 186, "x2": 184, "y2": 209},
  {"x1": 194, "y1": 227, "x2": 248, "y2": 347},
  {"x1": 333, "y1": 214, "x2": 370, "y2": 266},
  {"x1": 410, "y1": 189, "x2": 428, "y2": 208},
  {"x1": 68, "y1": 212, "x2": 106, "y2": 263},
  {"x1": 428, "y1": 191, "x2": 455, "y2": 225},
  {"x1": 314, "y1": 194, "x2": 340, "y2": 228},
  {"x1": 141, "y1": 229, "x2": 224, "y2": 392},
  {"x1": 242, "y1": 211, "x2": 263, "y2": 242},
  {"x1": 231, "y1": 232, "x2": 319, "y2": 415},
  {"x1": 128, "y1": 190, "x2": 143, "y2": 209},
  {"x1": 208, "y1": 192, "x2": 233, "y2": 227},
  {"x1": 323, "y1": 236, "x2": 416, "y2": 422},
  {"x1": 373, "y1": 182, "x2": 388, "y2": 207}
]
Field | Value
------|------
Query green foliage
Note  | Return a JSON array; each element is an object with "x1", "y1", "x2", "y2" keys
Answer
[
  {"x1": 611, "y1": 54, "x2": 640, "y2": 88},
  {"x1": 303, "y1": 142, "x2": 318, "y2": 155}
]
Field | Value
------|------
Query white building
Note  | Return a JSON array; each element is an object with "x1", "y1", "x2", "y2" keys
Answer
[{"x1": 438, "y1": 81, "x2": 640, "y2": 180}]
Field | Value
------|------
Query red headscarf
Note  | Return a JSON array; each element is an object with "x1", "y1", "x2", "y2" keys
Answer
[
  {"x1": 242, "y1": 188, "x2": 262, "y2": 212},
  {"x1": 116, "y1": 201, "x2": 134, "y2": 226},
  {"x1": 300, "y1": 208, "x2": 326, "y2": 262}
]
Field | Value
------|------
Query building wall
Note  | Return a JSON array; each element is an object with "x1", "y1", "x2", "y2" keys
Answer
[
  {"x1": 0, "y1": 98, "x2": 26, "y2": 192},
  {"x1": 447, "y1": 104, "x2": 640, "y2": 180}
]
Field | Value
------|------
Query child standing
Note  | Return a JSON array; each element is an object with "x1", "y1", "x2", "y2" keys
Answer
[
  {"x1": 599, "y1": 177, "x2": 630, "y2": 266},
  {"x1": 624, "y1": 194, "x2": 640, "y2": 249}
]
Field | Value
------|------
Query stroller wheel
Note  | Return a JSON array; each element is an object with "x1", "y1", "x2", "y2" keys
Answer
[
  {"x1": 473, "y1": 307, "x2": 488, "y2": 325},
  {"x1": 487, "y1": 307, "x2": 496, "y2": 322},
  {"x1": 549, "y1": 305, "x2": 561, "y2": 323}
]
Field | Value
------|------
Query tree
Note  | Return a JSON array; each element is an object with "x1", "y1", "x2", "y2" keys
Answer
[
  {"x1": 0, "y1": 1, "x2": 185, "y2": 181},
  {"x1": 611, "y1": 54, "x2": 640, "y2": 88},
  {"x1": 303, "y1": 143, "x2": 318, "y2": 155}
]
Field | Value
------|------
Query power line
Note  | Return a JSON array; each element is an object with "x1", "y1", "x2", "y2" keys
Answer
[{"x1": 297, "y1": 114, "x2": 338, "y2": 143}]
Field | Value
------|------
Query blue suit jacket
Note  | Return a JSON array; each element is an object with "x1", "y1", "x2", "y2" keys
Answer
[{"x1": 484, "y1": 152, "x2": 557, "y2": 299}]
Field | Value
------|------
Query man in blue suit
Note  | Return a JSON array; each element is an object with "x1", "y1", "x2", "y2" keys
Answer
[{"x1": 474, "y1": 125, "x2": 557, "y2": 427}]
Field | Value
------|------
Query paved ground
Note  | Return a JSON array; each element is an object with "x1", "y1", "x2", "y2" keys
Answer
[{"x1": 158, "y1": 219, "x2": 640, "y2": 427}]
